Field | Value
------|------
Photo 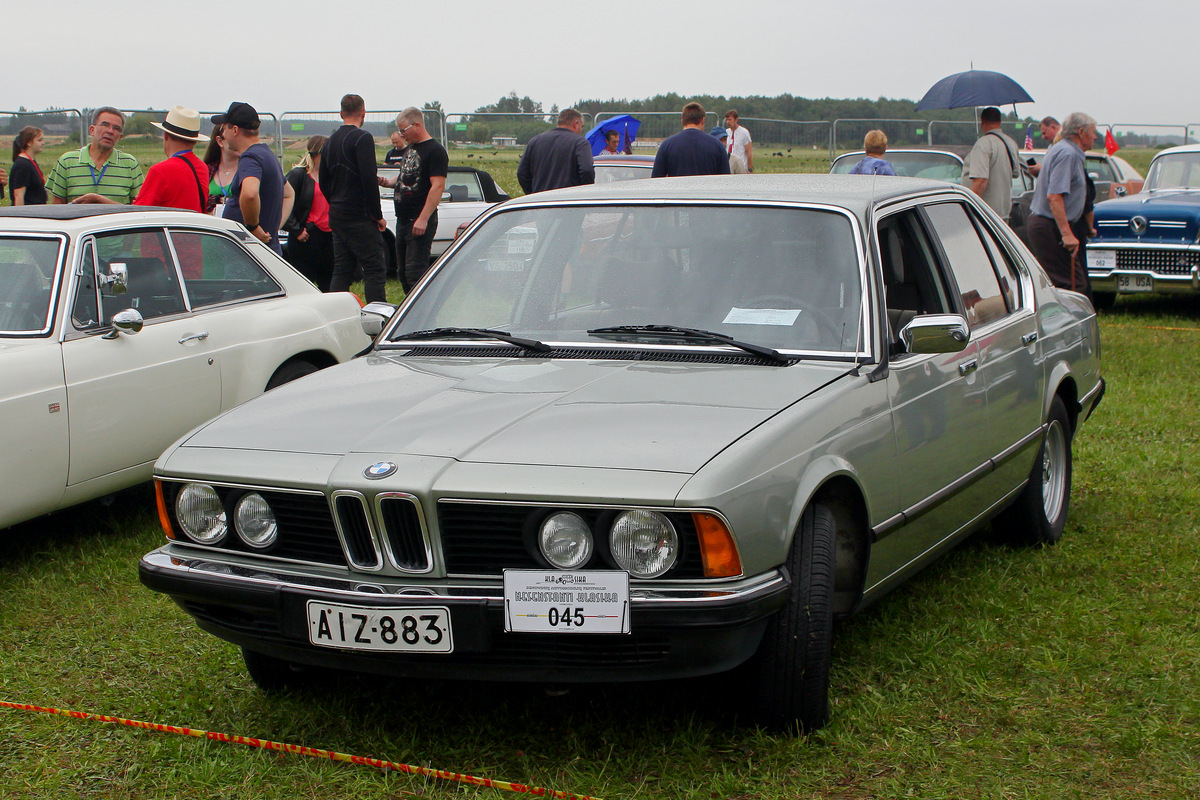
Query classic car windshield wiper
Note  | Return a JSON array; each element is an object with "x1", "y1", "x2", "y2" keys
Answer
[
  {"x1": 390, "y1": 327, "x2": 551, "y2": 352},
  {"x1": 587, "y1": 324, "x2": 790, "y2": 365}
]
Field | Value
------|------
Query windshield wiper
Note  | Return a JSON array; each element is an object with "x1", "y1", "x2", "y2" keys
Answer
[
  {"x1": 587, "y1": 325, "x2": 790, "y2": 365},
  {"x1": 390, "y1": 327, "x2": 551, "y2": 352}
]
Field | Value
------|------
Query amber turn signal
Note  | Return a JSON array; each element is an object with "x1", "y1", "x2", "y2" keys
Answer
[
  {"x1": 692, "y1": 512, "x2": 742, "y2": 578},
  {"x1": 155, "y1": 480, "x2": 176, "y2": 540}
]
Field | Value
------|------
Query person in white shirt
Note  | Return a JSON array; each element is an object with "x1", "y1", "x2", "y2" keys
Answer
[{"x1": 724, "y1": 109, "x2": 753, "y2": 173}]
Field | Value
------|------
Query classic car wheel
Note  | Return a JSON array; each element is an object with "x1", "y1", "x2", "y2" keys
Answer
[
  {"x1": 241, "y1": 647, "x2": 312, "y2": 692},
  {"x1": 996, "y1": 395, "x2": 1073, "y2": 546},
  {"x1": 265, "y1": 360, "x2": 319, "y2": 391},
  {"x1": 751, "y1": 502, "x2": 836, "y2": 731}
]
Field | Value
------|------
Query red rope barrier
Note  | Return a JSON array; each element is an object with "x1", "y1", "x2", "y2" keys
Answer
[{"x1": 0, "y1": 700, "x2": 602, "y2": 800}]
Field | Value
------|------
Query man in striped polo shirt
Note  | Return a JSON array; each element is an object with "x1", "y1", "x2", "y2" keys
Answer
[{"x1": 46, "y1": 107, "x2": 144, "y2": 204}]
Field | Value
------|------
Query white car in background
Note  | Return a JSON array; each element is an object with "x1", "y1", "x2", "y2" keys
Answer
[
  {"x1": 0, "y1": 205, "x2": 371, "y2": 530},
  {"x1": 377, "y1": 165, "x2": 510, "y2": 271}
]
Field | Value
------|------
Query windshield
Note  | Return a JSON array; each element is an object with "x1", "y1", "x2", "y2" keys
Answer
[
  {"x1": 391, "y1": 204, "x2": 865, "y2": 355},
  {"x1": 0, "y1": 236, "x2": 62, "y2": 335},
  {"x1": 1145, "y1": 152, "x2": 1200, "y2": 190},
  {"x1": 832, "y1": 152, "x2": 963, "y2": 182}
]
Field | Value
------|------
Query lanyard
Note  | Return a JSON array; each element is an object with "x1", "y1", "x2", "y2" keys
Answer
[{"x1": 88, "y1": 159, "x2": 109, "y2": 187}]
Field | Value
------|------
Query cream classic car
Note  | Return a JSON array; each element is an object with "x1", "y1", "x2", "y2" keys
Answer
[
  {"x1": 0, "y1": 205, "x2": 370, "y2": 530},
  {"x1": 140, "y1": 175, "x2": 1103, "y2": 732}
]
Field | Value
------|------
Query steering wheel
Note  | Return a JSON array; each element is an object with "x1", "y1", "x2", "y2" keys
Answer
[{"x1": 742, "y1": 295, "x2": 844, "y2": 345}]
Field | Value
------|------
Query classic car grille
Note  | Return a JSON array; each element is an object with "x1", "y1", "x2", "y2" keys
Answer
[
  {"x1": 379, "y1": 496, "x2": 430, "y2": 571},
  {"x1": 334, "y1": 495, "x2": 380, "y2": 569},
  {"x1": 1114, "y1": 248, "x2": 1200, "y2": 275},
  {"x1": 437, "y1": 501, "x2": 705, "y2": 578},
  {"x1": 398, "y1": 345, "x2": 795, "y2": 365},
  {"x1": 163, "y1": 483, "x2": 346, "y2": 567}
]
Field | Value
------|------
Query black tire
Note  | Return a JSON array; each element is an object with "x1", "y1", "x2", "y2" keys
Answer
[
  {"x1": 751, "y1": 502, "x2": 836, "y2": 732},
  {"x1": 265, "y1": 359, "x2": 318, "y2": 391},
  {"x1": 994, "y1": 395, "x2": 1073, "y2": 546},
  {"x1": 241, "y1": 647, "x2": 311, "y2": 692},
  {"x1": 1091, "y1": 291, "x2": 1116, "y2": 311}
]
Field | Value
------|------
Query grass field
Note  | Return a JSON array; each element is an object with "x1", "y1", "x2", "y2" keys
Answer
[{"x1": 0, "y1": 290, "x2": 1197, "y2": 798}]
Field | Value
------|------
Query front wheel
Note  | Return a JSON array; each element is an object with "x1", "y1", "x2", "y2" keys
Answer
[
  {"x1": 241, "y1": 647, "x2": 313, "y2": 692},
  {"x1": 995, "y1": 395, "x2": 1073, "y2": 546},
  {"x1": 751, "y1": 502, "x2": 836, "y2": 732}
]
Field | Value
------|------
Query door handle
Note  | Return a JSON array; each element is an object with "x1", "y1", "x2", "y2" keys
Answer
[
  {"x1": 1022, "y1": 331, "x2": 1039, "y2": 346},
  {"x1": 178, "y1": 332, "x2": 210, "y2": 344},
  {"x1": 958, "y1": 359, "x2": 978, "y2": 377}
]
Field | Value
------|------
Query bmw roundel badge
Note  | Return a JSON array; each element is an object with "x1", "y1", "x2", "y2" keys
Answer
[{"x1": 364, "y1": 461, "x2": 398, "y2": 480}]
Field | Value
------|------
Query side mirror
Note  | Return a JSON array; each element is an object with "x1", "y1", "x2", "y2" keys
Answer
[
  {"x1": 100, "y1": 262, "x2": 128, "y2": 295},
  {"x1": 441, "y1": 191, "x2": 453, "y2": 203},
  {"x1": 360, "y1": 301, "x2": 398, "y2": 337},
  {"x1": 1114, "y1": 185, "x2": 1128, "y2": 197},
  {"x1": 900, "y1": 314, "x2": 970, "y2": 354},
  {"x1": 102, "y1": 307, "x2": 144, "y2": 339}
]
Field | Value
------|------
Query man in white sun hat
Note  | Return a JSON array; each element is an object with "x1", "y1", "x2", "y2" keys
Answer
[{"x1": 75, "y1": 105, "x2": 211, "y2": 213}]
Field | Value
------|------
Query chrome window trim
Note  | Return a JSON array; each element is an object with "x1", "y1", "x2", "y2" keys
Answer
[{"x1": 0, "y1": 231, "x2": 66, "y2": 338}]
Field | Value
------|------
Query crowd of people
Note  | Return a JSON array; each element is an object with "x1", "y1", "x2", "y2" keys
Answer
[
  {"x1": 3, "y1": 98, "x2": 1100, "y2": 301},
  {"x1": 846, "y1": 108, "x2": 1099, "y2": 299}
]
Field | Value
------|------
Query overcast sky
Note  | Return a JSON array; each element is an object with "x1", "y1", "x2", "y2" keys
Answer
[{"x1": 8, "y1": 0, "x2": 1194, "y2": 133}]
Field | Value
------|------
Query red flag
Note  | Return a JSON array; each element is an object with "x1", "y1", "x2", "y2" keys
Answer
[{"x1": 1105, "y1": 128, "x2": 1120, "y2": 155}]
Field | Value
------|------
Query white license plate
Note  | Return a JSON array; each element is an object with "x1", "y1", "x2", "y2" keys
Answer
[
  {"x1": 503, "y1": 570, "x2": 630, "y2": 634},
  {"x1": 1116, "y1": 273, "x2": 1153, "y2": 293},
  {"x1": 1086, "y1": 248, "x2": 1116, "y2": 271},
  {"x1": 307, "y1": 601, "x2": 453, "y2": 653}
]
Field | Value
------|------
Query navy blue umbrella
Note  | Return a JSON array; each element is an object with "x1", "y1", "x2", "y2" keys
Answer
[
  {"x1": 585, "y1": 114, "x2": 641, "y2": 156},
  {"x1": 914, "y1": 70, "x2": 1033, "y2": 111}
]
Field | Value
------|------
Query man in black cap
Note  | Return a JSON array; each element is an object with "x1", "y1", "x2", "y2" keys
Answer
[{"x1": 212, "y1": 102, "x2": 289, "y2": 256}]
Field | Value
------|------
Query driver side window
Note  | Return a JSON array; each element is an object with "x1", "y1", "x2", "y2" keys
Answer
[{"x1": 73, "y1": 229, "x2": 187, "y2": 329}]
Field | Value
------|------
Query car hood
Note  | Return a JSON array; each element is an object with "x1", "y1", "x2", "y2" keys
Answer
[
  {"x1": 177, "y1": 353, "x2": 849, "y2": 473},
  {"x1": 1093, "y1": 190, "x2": 1200, "y2": 242}
]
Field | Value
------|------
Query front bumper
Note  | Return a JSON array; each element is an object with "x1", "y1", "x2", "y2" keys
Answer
[
  {"x1": 1086, "y1": 242, "x2": 1200, "y2": 294},
  {"x1": 139, "y1": 547, "x2": 790, "y2": 682}
]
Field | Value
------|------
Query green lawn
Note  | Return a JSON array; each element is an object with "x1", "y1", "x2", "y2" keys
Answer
[{"x1": 1, "y1": 293, "x2": 1197, "y2": 798}]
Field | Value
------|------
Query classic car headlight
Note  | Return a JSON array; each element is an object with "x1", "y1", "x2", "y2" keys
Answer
[
  {"x1": 609, "y1": 510, "x2": 678, "y2": 578},
  {"x1": 175, "y1": 484, "x2": 227, "y2": 544},
  {"x1": 539, "y1": 512, "x2": 593, "y2": 569},
  {"x1": 234, "y1": 493, "x2": 278, "y2": 549}
]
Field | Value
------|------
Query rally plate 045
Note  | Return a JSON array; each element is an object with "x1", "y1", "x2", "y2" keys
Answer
[
  {"x1": 307, "y1": 601, "x2": 453, "y2": 653},
  {"x1": 503, "y1": 570, "x2": 630, "y2": 634}
]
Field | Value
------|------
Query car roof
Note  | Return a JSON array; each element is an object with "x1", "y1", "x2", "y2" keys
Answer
[
  {"x1": 504, "y1": 173, "x2": 956, "y2": 213},
  {"x1": 595, "y1": 155, "x2": 656, "y2": 165},
  {"x1": 1153, "y1": 143, "x2": 1200, "y2": 157},
  {"x1": 0, "y1": 205, "x2": 246, "y2": 234}
]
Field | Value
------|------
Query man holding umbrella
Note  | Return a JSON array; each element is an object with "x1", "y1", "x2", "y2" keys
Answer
[{"x1": 962, "y1": 107, "x2": 1020, "y2": 217}]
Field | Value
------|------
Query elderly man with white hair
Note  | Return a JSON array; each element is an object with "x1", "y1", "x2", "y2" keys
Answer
[{"x1": 1027, "y1": 112, "x2": 1097, "y2": 298}]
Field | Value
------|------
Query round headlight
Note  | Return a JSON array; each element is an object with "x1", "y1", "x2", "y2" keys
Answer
[
  {"x1": 609, "y1": 510, "x2": 678, "y2": 578},
  {"x1": 175, "y1": 484, "x2": 227, "y2": 544},
  {"x1": 234, "y1": 493, "x2": 278, "y2": 549},
  {"x1": 539, "y1": 512, "x2": 593, "y2": 570}
]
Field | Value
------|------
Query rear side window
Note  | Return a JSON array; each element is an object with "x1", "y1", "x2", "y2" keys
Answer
[
  {"x1": 923, "y1": 202, "x2": 1007, "y2": 327},
  {"x1": 169, "y1": 230, "x2": 282, "y2": 309}
]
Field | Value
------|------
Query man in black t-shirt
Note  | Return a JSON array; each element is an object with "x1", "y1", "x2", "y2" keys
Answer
[
  {"x1": 651, "y1": 102, "x2": 731, "y2": 178},
  {"x1": 321, "y1": 94, "x2": 387, "y2": 301},
  {"x1": 379, "y1": 107, "x2": 448, "y2": 292}
]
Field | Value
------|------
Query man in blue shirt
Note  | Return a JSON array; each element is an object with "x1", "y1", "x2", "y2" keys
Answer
[
  {"x1": 212, "y1": 102, "x2": 290, "y2": 256},
  {"x1": 652, "y1": 102, "x2": 731, "y2": 178},
  {"x1": 1027, "y1": 112, "x2": 1096, "y2": 296}
]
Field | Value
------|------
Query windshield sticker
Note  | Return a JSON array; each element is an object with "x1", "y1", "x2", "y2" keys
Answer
[
  {"x1": 723, "y1": 307, "x2": 802, "y2": 326},
  {"x1": 486, "y1": 259, "x2": 526, "y2": 272},
  {"x1": 506, "y1": 237, "x2": 535, "y2": 254}
]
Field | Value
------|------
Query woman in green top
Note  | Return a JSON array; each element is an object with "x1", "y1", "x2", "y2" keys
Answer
[{"x1": 202, "y1": 123, "x2": 239, "y2": 214}]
